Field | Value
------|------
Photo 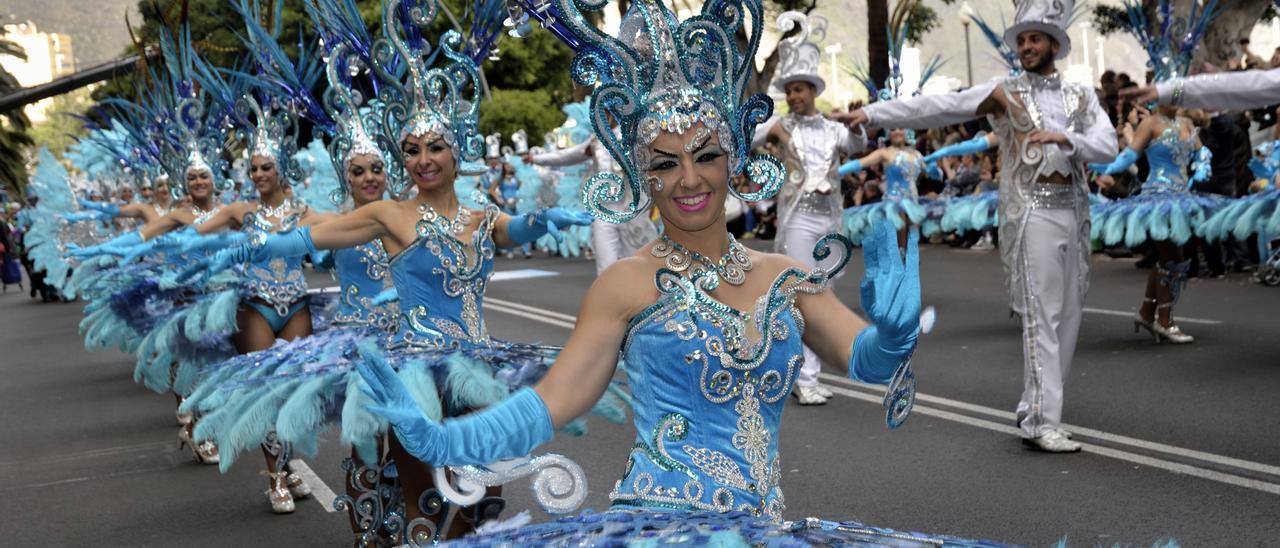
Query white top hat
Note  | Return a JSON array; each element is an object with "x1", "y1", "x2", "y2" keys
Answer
[
  {"x1": 1004, "y1": 0, "x2": 1074, "y2": 61},
  {"x1": 485, "y1": 133, "x2": 502, "y2": 159},
  {"x1": 771, "y1": 12, "x2": 826, "y2": 95}
]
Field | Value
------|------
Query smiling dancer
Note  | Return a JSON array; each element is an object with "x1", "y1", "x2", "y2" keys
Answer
[{"x1": 848, "y1": 0, "x2": 1116, "y2": 453}]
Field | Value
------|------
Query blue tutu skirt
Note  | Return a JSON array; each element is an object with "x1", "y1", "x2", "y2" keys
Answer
[
  {"x1": 451, "y1": 508, "x2": 1008, "y2": 547},
  {"x1": 1090, "y1": 190, "x2": 1228, "y2": 248},
  {"x1": 1200, "y1": 187, "x2": 1280, "y2": 242},
  {"x1": 183, "y1": 334, "x2": 629, "y2": 472},
  {"x1": 842, "y1": 198, "x2": 927, "y2": 244}
]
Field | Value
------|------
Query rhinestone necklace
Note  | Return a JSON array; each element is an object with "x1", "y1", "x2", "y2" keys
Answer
[
  {"x1": 258, "y1": 198, "x2": 294, "y2": 219},
  {"x1": 416, "y1": 200, "x2": 471, "y2": 237},
  {"x1": 652, "y1": 233, "x2": 752, "y2": 286}
]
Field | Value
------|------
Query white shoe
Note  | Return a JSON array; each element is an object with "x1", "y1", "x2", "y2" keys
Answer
[
  {"x1": 264, "y1": 471, "x2": 296, "y2": 514},
  {"x1": 813, "y1": 384, "x2": 834, "y2": 399},
  {"x1": 792, "y1": 385, "x2": 828, "y2": 406},
  {"x1": 286, "y1": 472, "x2": 311, "y2": 499},
  {"x1": 971, "y1": 234, "x2": 995, "y2": 251},
  {"x1": 1022, "y1": 430, "x2": 1081, "y2": 453},
  {"x1": 1152, "y1": 322, "x2": 1194, "y2": 344}
]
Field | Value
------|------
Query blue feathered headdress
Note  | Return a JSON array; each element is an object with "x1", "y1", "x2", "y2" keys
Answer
[{"x1": 1122, "y1": 0, "x2": 1220, "y2": 83}]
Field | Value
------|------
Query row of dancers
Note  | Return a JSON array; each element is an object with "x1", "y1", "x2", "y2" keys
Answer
[{"x1": 19, "y1": 0, "x2": 1280, "y2": 545}]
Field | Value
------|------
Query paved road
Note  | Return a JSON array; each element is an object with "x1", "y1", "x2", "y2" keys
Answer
[{"x1": 1, "y1": 244, "x2": 1276, "y2": 547}]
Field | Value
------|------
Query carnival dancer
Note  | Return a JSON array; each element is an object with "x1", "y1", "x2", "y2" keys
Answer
[
  {"x1": 749, "y1": 11, "x2": 868, "y2": 406},
  {"x1": 178, "y1": 2, "x2": 598, "y2": 539},
  {"x1": 345, "y1": 2, "x2": 1010, "y2": 544},
  {"x1": 180, "y1": 42, "x2": 400, "y2": 530},
  {"x1": 847, "y1": 0, "x2": 1116, "y2": 453},
  {"x1": 73, "y1": 175, "x2": 174, "y2": 225},
  {"x1": 1084, "y1": 1, "x2": 1223, "y2": 344},
  {"x1": 524, "y1": 114, "x2": 659, "y2": 273}
]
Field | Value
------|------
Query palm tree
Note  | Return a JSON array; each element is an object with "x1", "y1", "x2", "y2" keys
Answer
[{"x1": 0, "y1": 33, "x2": 34, "y2": 199}]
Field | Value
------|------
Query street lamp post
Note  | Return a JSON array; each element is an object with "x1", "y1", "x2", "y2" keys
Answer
[
  {"x1": 824, "y1": 42, "x2": 842, "y2": 104},
  {"x1": 960, "y1": 1, "x2": 974, "y2": 87}
]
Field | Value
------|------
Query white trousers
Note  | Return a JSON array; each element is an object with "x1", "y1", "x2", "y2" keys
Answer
[
  {"x1": 780, "y1": 211, "x2": 839, "y2": 388},
  {"x1": 1015, "y1": 209, "x2": 1084, "y2": 438},
  {"x1": 592, "y1": 219, "x2": 624, "y2": 275}
]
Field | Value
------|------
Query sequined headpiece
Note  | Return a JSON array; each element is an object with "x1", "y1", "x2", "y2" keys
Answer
[
  {"x1": 772, "y1": 12, "x2": 826, "y2": 95},
  {"x1": 486, "y1": 132, "x2": 503, "y2": 159},
  {"x1": 371, "y1": 0, "x2": 485, "y2": 196},
  {"x1": 1006, "y1": 0, "x2": 1075, "y2": 60},
  {"x1": 322, "y1": 43, "x2": 392, "y2": 205},
  {"x1": 506, "y1": 0, "x2": 782, "y2": 223},
  {"x1": 235, "y1": 92, "x2": 302, "y2": 185},
  {"x1": 1121, "y1": 0, "x2": 1220, "y2": 84}
]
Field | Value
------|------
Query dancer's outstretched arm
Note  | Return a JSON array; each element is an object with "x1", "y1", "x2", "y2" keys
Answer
[{"x1": 1123, "y1": 67, "x2": 1280, "y2": 111}]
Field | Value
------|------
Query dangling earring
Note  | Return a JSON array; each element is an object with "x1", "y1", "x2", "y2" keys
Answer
[{"x1": 647, "y1": 175, "x2": 664, "y2": 193}]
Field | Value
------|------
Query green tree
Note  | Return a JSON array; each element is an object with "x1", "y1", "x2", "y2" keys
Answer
[
  {"x1": 478, "y1": 88, "x2": 566, "y2": 141},
  {"x1": 1090, "y1": 0, "x2": 1275, "y2": 70},
  {"x1": 0, "y1": 33, "x2": 35, "y2": 199}
]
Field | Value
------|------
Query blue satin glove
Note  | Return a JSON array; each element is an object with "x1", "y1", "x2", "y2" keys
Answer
[
  {"x1": 179, "y1": 230, "x2": 249, "y2": 254},
  {"x1": 77, "y1": 198, "x2": 120, "y2": 217},
  {"x1": 923, "y1": 135, "x2": 991, "y2": 163},
  {"x1": 1190, "y1": 146, "x2": 1212, "y2": 186},
  {"x1": 120, "y1": 227, "x2": 199, "y2": 264},
  {"x1": 179, "y1": 227, "x2": 317, "y2": 283},
  {"x1": 925, "y1": 161, "x2": 943, "y2": 181},
  {"x1": 1088, "y1": 147, "x2": 1140, "y2": 175},
  {"x1": 66, "y1": 231, "x2": 143, "y2": 258},
  {"x1": 507, "y1": 208, "x2": 594, "y2": 245},
  {"x1": 1248, "y1": 157, "x2": 1272, "y2": 181},
  {"x1": 837, "y1": 159, "x2": 863, "y2": 177},
  {"x1": 849, "y1": 221, "x2": 920, "y2": 385},
  {"x1": 61, "y1": 211, "x2": 114, "y2": 223},
  {"x1": 355, "y1": 342, "x2": 554, "y2": 466},
  {"x1": 311, "y1": 249, "x2": 335, "y2": 271}
]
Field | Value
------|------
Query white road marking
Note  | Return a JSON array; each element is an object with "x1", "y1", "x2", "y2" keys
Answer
[
  {"x1": 819, "y1": 372, "x2": 1280, "y2": 478},
  {"x1": 289, "y1": 459, "x2": 339, "y2": 513},
  {"x1": 820, "y1": 383, "x2": 1280, "y2": 496},
  {"x1": 307, "y1": 286, "x2": 341, "y2": 295},
  {"x1": 491, "y1": 269, "x2": 560, "y2": 282},
  {"x1": 486, "y1": 297, "x2": 578, "y2": 323},
  {"x1": 485, "y1": 301, "x2": 577, "y2": 328},
  {"x1": 489, "y1": 298, "x2": 1280, "y2": 495},
  {"x1": 1083, "y1": 306, "x2": 1221, "y2": 325}
]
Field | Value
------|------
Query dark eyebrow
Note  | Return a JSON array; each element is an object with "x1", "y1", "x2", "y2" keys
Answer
[
  {"x1": 426, "y1": 138, "x2": 445, "y2": 148},
  {"x1": 652, "y1": 148, "x2": 677, "y2": 158}
]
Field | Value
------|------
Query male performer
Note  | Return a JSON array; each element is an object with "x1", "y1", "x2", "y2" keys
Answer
[
  {"x1": 752, "y1": 12, "x2": 867, "y2": 406},
  {"x1": 846, "y1": 0, "x2": 1116, "y2": 451}
]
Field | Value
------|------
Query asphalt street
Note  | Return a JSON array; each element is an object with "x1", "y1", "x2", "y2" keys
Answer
[{"x1": 1, "y1": 243, "x2": 1277, "y2": 547}]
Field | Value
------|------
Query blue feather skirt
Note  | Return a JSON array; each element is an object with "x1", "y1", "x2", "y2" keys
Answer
[
  {"x1": 940, "y1": 191, "x2": 1000, "y2": 234},
  {"x1": 841, "y1": 198, "x2": 927, "y2": 244},
  {"x1": 1089, "y1": 190, "x2": 1228, "y2": 248},
  {"x1": 1200, "y1": 187, "x2": 1280, "y2": 242},
  {"x1": 181, "y1": 331, "x2": 630, "y2": 473},
  {"x1": 447, "y1": 508, "x2": 1009, "y2": 547}
]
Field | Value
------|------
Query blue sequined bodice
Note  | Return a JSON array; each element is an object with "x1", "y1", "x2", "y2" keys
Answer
[
  {"x1": 332, "y1": 241, "x2": 396, "y2": 330},
  {"x1": 240, "y1": 204, "x2": 309, "y2": 315},
  {"x1": 883, "y1": 150, "x2": 922, "y2": 202},
  {"x1": 1144, "y1": 117, "x2": 1197, "y2": 193},
  {"x1": 387, "y1": 206, "x2": 497, "y2": 351},
  {"x1": 610, "y1": 249, "x2": 845, "y2": 521}
]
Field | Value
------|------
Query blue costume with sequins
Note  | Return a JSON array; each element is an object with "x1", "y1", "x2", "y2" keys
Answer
[
  {"x1": 237, "y1": 203, "x2": 312, "y2": 331},
  {"x1": 443, "y1": 239, "x2": 1002, "y2": 547},
  {"x1": 180, "y1": 237, "x2": 399, "y2": 470},
  {"x1": 841, "y1": 150, "x2": 928, "y2": 244},
  {"x1": 1090, "y1": 116, "x2": 1226, "y2": 249}
]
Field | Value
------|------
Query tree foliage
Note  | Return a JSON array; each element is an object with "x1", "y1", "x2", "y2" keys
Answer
[
  {"x1": 0, "y1": 33, "x2": 34, "y2": 198},
  {"x1": 477, "y1": 88, "x2": 566, "y2": 141}
]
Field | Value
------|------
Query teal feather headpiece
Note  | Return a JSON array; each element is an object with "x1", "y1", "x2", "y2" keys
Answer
[{"x1": 506, "y1": 0, "x2": 782, "y2": 224}]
